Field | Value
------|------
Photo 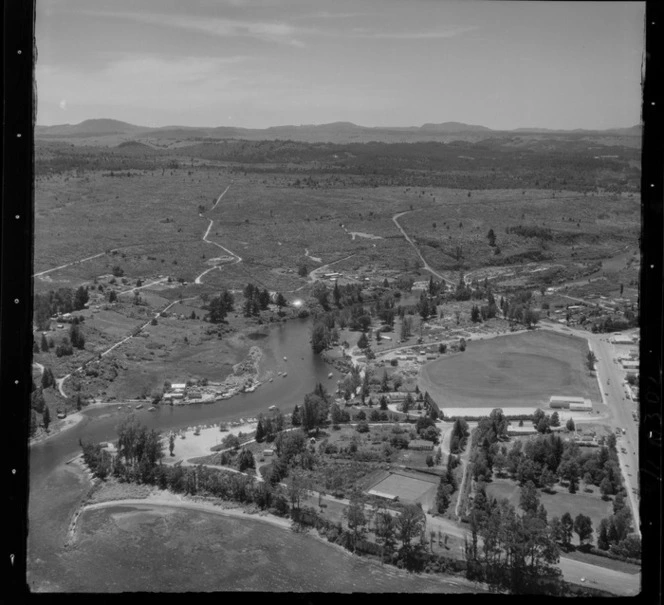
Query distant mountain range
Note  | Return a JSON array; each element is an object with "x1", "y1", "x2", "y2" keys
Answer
[{"x1": 35, "y1": 118, "x2": 642, "y2": 144}]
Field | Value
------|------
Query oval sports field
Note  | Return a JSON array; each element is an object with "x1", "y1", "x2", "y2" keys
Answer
[{"x1": 418, "y1": 330, "x2": 601, "y2": 408}]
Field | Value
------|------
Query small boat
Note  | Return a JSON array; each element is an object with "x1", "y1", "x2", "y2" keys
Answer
[
  {"x1": 269, "y1": 405, "x2": 277, "y2": 411},
  {"x1": 117, "y1": 406, "x2": 122, "y2": 410},
  {"x1": 135, "y1": 404, "x2": 143, "y2": 410},
  {"x1": 282, "y1": 372, "x2": 287, "y2": 377},
  {"x1": 269, "y1": 378, "x2": 273, "y2": 382},
  {"x1": 328, "y1": 372, "x2": 334, "y2": 379},
  {"x1": 148, "y1": 406, "x2": 156, "y2": 412},
  {"x1": 283, "y1": 356, "x2": 288, "y2": 361}
]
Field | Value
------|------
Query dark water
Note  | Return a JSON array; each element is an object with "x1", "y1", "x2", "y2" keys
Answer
[
  {"x1": 27, "y1": 318, "x2": 345, "y2": 590},
  {"x1": 30, "y1": 318, "x2": 336, "y2": 479}
]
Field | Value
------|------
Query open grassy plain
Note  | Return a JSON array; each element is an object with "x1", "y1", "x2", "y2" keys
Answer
[
  {"x1": 35, "y1": 146, "x2": 639, "y2": 296},
  {"x1": 397, "y1": 188, "x2": 639, "y2": 276},
  {"x1": 418, "y1": 329, "x2": 601, "y2": 408}
]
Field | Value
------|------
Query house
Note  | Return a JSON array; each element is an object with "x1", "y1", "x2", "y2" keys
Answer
[
  {"x1": 384, "y1": 392, "x2": 408, "y2": 403},
  {"x1": 407, "y1": 439, "x2": 434, "y2": 451},
  {"x1": 263, "y1": 449, "x2": 274, "y2": 457},
  {"x1": 171, "y1": 383, "x2": 186, "y2": 391}
]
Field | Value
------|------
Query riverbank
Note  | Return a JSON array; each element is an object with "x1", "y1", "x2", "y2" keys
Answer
[
  {"x1": 29, "y1": 411, "x2": 86, "y2": 447},
  {"x1": 29, "y1": 398, "x2": 154, "y2": 447}
]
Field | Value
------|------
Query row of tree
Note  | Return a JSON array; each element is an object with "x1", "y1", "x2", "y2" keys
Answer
[
  {"x1": 34, "y1": 286, "x2": 90, "y2": 330},
  {"x1": 465, "y1": 480, "x2": 562, "y2": 594}
]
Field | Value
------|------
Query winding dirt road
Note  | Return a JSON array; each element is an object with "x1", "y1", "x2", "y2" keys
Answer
[
  {"x1": 392, "y1": 211, "x2": 455, "y2": 286},
  {"x1": 194, "y1": 185, "x2": 242, "y2": 284},
  {"x1": 33, "y1": 251, "x2": 111, "y2": 278}
]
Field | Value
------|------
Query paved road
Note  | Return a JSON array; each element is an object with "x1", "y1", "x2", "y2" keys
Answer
[
  {"x1": 540, "y1": 321, "x2": 640, "y2": 533},
  {"x1": 557, "y1": 557, "x2": 640, "y2": 596}
]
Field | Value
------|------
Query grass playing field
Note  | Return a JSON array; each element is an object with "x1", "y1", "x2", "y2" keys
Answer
[
  {"x1": 418, "y1": 329, "x2": 601, "y2": 408},
  {"x1": 485, "y1": 477, "x2": 614, "y2": 544}
]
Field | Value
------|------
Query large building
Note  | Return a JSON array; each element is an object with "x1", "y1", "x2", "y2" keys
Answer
[{"x1": 549, "y1": 396, "x2": 592, "y2": 411}]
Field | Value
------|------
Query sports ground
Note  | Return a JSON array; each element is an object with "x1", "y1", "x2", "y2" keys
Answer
[
  {"x1": 418, "y1": 329, "x2": 601, "y2": 409},
  {"x1": 367, "y1": 471, "x2": 438, "y2": 505}
]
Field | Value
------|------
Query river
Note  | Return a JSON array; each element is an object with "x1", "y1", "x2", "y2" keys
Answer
[{"x1": 27, "y1": 317, "x2": 343, "y2": 591}]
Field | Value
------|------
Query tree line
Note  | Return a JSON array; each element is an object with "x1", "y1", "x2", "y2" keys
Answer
[{"x1": 34, "y1": 286, "x2": 89, "y2": 330}]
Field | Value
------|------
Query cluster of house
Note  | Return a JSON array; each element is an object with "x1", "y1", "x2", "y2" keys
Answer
[
  {"x1": 162, "y1": 383, "x2": 187, "y2": 404},
  {"x1": 617, "y1": 349, "x2": 639, "y2": 372}
]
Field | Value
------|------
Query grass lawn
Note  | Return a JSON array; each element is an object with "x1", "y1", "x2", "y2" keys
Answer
[
  {"x1": 419, "y1": 329, "x2": 601, "y2": 408},
  {"x1": 485, "y1": 477, "x2": 614, "y2": 542}
]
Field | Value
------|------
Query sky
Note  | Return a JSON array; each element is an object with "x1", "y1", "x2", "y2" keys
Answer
[{"x1": 35, "y1": 0, "x2": 645, "y2": 130}]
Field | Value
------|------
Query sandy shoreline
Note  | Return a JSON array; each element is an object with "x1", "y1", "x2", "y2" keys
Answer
[
  {"x1": 164, "y1": 422, "x2": 258, "y2": 463},
  {"x1": 29, "y1": 412, "x2": 86, "y2": 447},
  {"x1": 81, "y1": 495, "x2": 292, "y2": 530}
]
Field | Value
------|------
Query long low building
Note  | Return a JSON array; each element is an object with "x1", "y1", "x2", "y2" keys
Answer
[
  {"x1": 408, "y1": 439, "x2": 435, "y2": 451},
  {"x1": 549, "y1": 395, "x2": 586, "y2": 408},
  {"x1": 367, "y1": 489, "x2": 398, "y2": 501},
  {"x1": 569, "y1": 400, "x2": 593, "y2": 411}
]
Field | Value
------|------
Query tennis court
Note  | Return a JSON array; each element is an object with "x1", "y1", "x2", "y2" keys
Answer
[{"x1": 368, "y1": 472, "x2": 437, "y2": 503}]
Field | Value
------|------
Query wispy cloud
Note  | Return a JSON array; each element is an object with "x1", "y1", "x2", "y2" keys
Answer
[
  {"x1": 71, "y1": 8, "x2": 476, "y2": 47},
  {"x1": 81, "y1": 11, "x2": 309, "y2": 47},
  {"x1": 350, "y1": 25, "x2": 479, "y2": 40}
]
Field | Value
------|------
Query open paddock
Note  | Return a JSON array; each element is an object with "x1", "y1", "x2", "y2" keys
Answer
[{"x1": 485, "y1": 477, "x2": 614, "y2": 541}]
